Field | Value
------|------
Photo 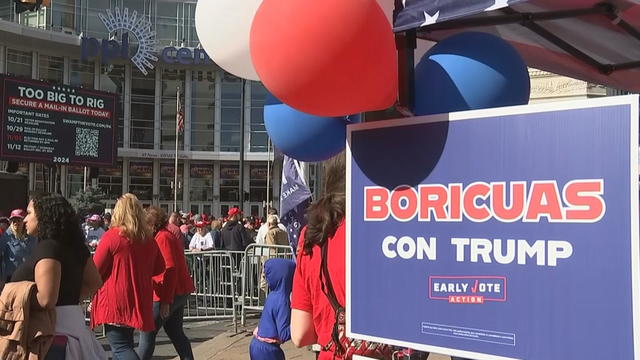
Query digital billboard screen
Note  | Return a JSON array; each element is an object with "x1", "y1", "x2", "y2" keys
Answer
[{"x1": 0, "y1": 74, "x2": 117, "y2": 167}]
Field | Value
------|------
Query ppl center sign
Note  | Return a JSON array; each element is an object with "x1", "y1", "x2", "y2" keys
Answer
[
  {"x1": 79, "y1": 8, "x2": 212, "y2": 76},
  {"x1": 347, "y1": 96, "x2": 640, "y2": 360}
]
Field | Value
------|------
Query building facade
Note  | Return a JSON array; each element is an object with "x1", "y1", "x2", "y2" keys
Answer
[
  {"x1": 528, "y1": 68, "x2": 628, "y2": 103},
  {"x1": 0, "y1": 0, "x2": 318, "y2": 217}
]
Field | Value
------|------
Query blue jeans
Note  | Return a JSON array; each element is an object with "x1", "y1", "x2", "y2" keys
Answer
[
  {"x1": 105, "y1": 325, "x2": 139, "y2": 360},
  {"x1": 136, "y1": 294, "x2": 194, "y2": 360}
]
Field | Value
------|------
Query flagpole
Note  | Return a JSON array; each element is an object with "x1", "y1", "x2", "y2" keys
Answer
[
  {"x1": 174, "y1": 86, "x2": 180, "y2": 213},
  {"x1": 266, "y1": 138, "x2": 271, "y2": 211}
]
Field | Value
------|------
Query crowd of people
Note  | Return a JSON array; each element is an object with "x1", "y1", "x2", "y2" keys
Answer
[
  {"x1": 0, "y1": 193, "x2": 296, "y2": 359},
  {"x1": 0, "y1": 151, "x2": 473, "y2": 360}
]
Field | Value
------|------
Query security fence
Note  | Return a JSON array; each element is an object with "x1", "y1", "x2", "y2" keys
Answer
[{"x1": 84, "y1": 245, "x2": 293, "y2": 334}]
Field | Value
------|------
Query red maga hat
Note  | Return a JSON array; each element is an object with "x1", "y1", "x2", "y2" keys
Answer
[
  {"x1": 9, "y1": 209, "x2": 25, "y2": 220},
  {"x1": 227, "y1": 207, "x2": 242, "y2": 217}
]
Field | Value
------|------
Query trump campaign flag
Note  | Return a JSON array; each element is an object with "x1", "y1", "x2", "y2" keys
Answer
[{"x1": 279, "y1": 156, "x2": 312, "y2": 254}]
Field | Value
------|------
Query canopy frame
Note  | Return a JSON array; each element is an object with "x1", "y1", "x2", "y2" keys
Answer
[{"x1": 395, "y1": 1, "x2": 640, "y2": 112}]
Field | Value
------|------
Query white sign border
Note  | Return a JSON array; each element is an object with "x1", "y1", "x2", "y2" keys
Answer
[{"x1": 345, "y1": 95, "x2": 640, "y2": 360}]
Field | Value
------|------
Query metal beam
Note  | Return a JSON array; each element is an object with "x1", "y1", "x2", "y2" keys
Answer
[{"x1": 395, "y1": 30, "x2": 416, "y2": 115}]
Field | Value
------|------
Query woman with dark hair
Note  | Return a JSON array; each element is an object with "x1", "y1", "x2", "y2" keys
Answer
[
  {"x1": 289, "y1": 152, "x2": 351, "y2": 359},
  {"x1": 137, "y1": 206, "x2": 194, "y2": 360},
  {"x1": 10, "y1": 192, "x2": 106, "y2": 359},
  {"x1": 90, "y1": 193, "x2": 165, "y2": 360}
]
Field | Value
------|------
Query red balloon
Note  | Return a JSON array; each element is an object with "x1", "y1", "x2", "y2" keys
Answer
[{"x1": 250, "y1": 0, "x2": 398, "y2": 117}]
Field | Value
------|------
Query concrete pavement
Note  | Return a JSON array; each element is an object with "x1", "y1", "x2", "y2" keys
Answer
[
  {"x1": 182, "y1": 319, "x2": 452, "y2": 360},
  {"x1": 97, "y1": 317, "x2": 454, "y2": 359}
]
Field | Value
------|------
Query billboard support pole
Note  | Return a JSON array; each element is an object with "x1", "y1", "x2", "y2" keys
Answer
[{"x1": 82, "y1": 167, "x2": 87, "y2": 191}]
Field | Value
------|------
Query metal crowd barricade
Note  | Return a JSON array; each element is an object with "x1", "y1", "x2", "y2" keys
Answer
[
  {"x1": 183, "y1": 250, "x2": 244, "y2": 332},
  {"x1": 83, "y1": 249, "x2": 252, "y2": 334},
  {"x1": 240, "y1": 244, "x2": 295, "y2": 326}
]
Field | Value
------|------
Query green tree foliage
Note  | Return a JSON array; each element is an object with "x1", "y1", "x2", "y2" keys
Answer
[{"x1": 69, "y1": 186, "x2": 107, "y2": 219}]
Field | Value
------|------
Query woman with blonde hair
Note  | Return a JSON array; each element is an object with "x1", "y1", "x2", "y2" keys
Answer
[{"x1": 90, "y1": 193, "x2": 165, "y2": 360}]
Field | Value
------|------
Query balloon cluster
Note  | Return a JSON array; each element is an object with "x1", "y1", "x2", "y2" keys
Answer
[
  {"x1": 195, "y1": 0, "x2": 397, "y2": 161},
  {"x1": 196, "y1": 0, "x2": 530, "y2": 161}
]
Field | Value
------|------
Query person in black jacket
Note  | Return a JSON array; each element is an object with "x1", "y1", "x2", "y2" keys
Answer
[
  {"x1": 221, "y1": 207, "x2": 253, "y2": 298},
  {"x1": 221, "y1": 207, "x2": 253, "y2": 251}
]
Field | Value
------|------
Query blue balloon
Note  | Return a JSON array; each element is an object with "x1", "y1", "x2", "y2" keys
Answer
[
  {"x1": 264, "y1": 94, "x2": 360, "y2": 162},
  {"x1": 413, "y1": 31, "x2": 530, "y2": 116}
]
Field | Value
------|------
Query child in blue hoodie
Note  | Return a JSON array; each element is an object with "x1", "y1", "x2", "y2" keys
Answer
[{"x1": 250, "y1": 258, "x2": 296, "y2": 360}]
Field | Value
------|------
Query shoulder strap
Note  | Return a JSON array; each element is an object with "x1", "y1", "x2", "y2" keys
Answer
[
  {"x1": 319, "y1": 238, "x2": 346, "y2": 355},
  {"x1": 320, "y1": 238, "x2": 343, "y2": 311}
]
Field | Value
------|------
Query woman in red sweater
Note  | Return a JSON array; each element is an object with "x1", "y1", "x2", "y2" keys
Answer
[
  {"x1": 137, "y1": 206, "x2": 195, "y2": 360},
  {"x1": 90, "y1": 193, "x2": 164, "y2": 360}
]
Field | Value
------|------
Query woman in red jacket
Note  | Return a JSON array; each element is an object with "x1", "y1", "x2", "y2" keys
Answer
[
  {"x1": 137, "y1": 206, "x2": 195, "y2": 360},
  {"x1": 90, "y1": 193, "x2": 164, "y2": 360}
]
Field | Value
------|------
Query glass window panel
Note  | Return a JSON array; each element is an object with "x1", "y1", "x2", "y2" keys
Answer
[
  {"x1": 34, "y1": 163, "x2": 46, "y2": 192},
  {"x1": 220, "y1": 108, "x2": 241, "y2": 152},
  {"x1": 70, "y1": 60, "x2": 94, "y2": 89},
  {"x1": 160, "y1": 69, "x2": 185, "y2": 150},
  {"x1": 6, "y1": 49, "x2": 32, "y2": 79},
  {"x1": 130, "y1": 68, "x2": 155, "y2": 149},
  {"x1": 190, "y1": 70, "x2": 215, "y2": 151},
  {"x1": 159, "y1": 162, "x2": 184, "y2": 201},
  {"x1": 249, "y1": 163, "x2": 267, "y2": 202},
  {"x1": 0, "y1": 2, "x2": 15, "y2": 22},
  {"x1": 220, "y1": 162, "x2": 239, "y2": 202},
  {"x1": 85, "y1": 1, "x2": 112, "y2": 39},
  {"x1": 51, "y1": 0, "x2": 76, "y2": 31},
  {"x1": 221, "y1": 74, "x2": 242, "y2": 152},
  {"x1": 19, "y1": 7, "x2": 48, "y2": 29},
  {"x1": 186, "y1": 3, "x2": 198, "y2": 47},
  {"x1": 156, "y1": 2, "x2": 179, "y2": 46},
  {"x1": 66, "y1": 166, "x2": 84, "y2": 198},
  {"x1": 39, "y1": 54, "x2": 64, "y2": 85},
  {"x1": 100, "y1": 64, "x2": 125, "y2": 147},
  {"x1": 16, "y1": 163, "x2": 29, "y2": 176},
  {"x1": 129, "y1": 161, "x2": 153, "y2": 200},
  {"x1": 250, "y1": 81, "x2": 268, "y2": 152},
  {"x1": 98, "y1": 162, "x2": 123, "y2": 199},
  {"x1": 190, "y1": 163, "x2": 213, "y2": 201}
]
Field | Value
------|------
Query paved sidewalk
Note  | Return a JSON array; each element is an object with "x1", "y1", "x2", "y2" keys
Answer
[
  {"x1": 183, "y1": 319, "x2": 452, "y2": 360},
  {"x1": 182, "y1": 318, "x2": 315, "y2": 360}
]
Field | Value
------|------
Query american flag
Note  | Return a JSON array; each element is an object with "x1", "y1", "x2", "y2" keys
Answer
[
  {"x1": 394, "y1": 0, "x2": 525, "y2": 32},
  {"x1": 176, "y1": 96, "x2": 184, "y2": 134}
]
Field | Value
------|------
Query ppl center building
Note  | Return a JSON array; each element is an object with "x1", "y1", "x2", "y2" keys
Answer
[{"x1": 0, "y1": 0, "x2": 322, "y2": 216}]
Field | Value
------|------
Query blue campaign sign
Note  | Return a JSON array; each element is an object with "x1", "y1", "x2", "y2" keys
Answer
[{"x1": 346, "y1": 96, "x2": 640, "y2": 360}]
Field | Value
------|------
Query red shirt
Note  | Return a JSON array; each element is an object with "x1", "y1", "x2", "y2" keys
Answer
[
  {"x1": 90, "y1": 227, "x2": 164, "y2": 332},
  {"x1": 291, "y1": 222, "x2": 346, "y2": 360},
  {"x1": 153, "y1": 227, "x2": 195, "y2": 303}
]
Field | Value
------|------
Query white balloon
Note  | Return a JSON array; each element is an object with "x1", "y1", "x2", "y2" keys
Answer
[{"x1": 195, "y1": 0, "x2": 261, "y2": 81}]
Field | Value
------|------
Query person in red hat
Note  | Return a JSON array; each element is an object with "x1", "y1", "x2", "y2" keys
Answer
[
  {"x1": 220, "y1": 207, "x2": 252, "y2": 252},
  {"x1": 0, "y1": 209, "x2": 37, "y2": 282},
  {"x1": 188, "y1": 219, "x2": 213, "y2": 251}
]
